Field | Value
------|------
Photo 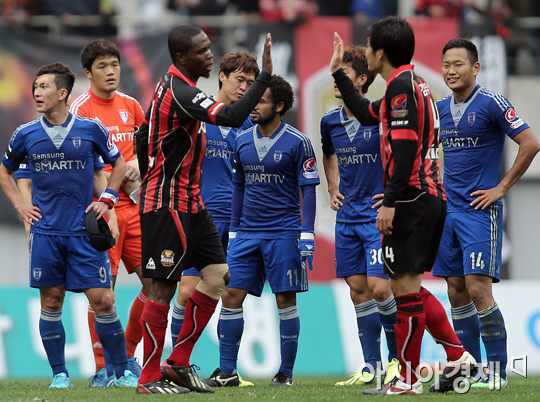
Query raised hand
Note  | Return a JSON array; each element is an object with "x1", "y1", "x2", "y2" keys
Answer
[
  {"x1": 330, "y1": 31, "x2": 344, "y2": 73},
  {"x1": 262, "y1": 33, "x2": 273, "y2": 75}
]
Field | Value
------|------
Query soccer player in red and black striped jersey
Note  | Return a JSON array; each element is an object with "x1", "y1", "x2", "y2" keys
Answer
[
  {"x1": 330, "y1": 17, "x2": 475, "y2": 394},
  {"x1": 134, "y1": 25, "x2": 273, "y2": 394}
]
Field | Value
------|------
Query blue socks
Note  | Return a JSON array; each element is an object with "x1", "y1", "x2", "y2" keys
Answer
[
  {"x1": 278, "y1": 306, "x2": 300, "y2": 378},
  {"x1": 355, "y1": 300, "x2": 382, "y2": 371},
  {"x1": 95, "y1": 310, "x2": 128, "y2": 378},
  {"x1": 451, "y1": 302, "x2": 482, "y2": 365},
  {"x1": 40, "y1": 309, "x2": 68, "y2": 376},
  {"x1": 478, "y1": 303, "x2": 507, "y2": 379},
  {"x1": 218, "y1": 307, "x2": 244, "y2": 374},
  {"x1": 171, "y1": 301, "x2": 185, "y2": 346},
  {"x1": 376, "y1": 295, "x2": 398, "y2": 362}
]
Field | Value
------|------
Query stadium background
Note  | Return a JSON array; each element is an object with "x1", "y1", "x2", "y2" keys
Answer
[{"x1": 0, "y1": 2, "x2": 540, "y2": 379}]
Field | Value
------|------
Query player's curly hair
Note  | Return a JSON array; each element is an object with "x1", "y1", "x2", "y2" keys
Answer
[
  {"x1": 218, "y1": 51, "x2": 260, "y2": 90},
  {"x1": 80, "y1": 39, "x2": 121, "y2": 72},
  {"x1": 343, "y1": 45, "x2": 376, "y2": 94},
  {"x1": 35, "y1": 62, "x2": 76, "y2": 104},
  {"x1": 268, "y1": 75, "x2": 294, "y2": 116},
  {"x1": 168, "y1": 25, "x2": 203, "y2": 59}
]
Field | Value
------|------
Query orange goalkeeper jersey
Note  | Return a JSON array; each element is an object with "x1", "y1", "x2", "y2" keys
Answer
[{"x1": 70, "y1": 89, "x2": 145, "y2": 209}]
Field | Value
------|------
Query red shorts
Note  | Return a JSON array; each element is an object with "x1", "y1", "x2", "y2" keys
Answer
[{"x1": 106, "y1": 203, "x2": 142, "y2": 275}]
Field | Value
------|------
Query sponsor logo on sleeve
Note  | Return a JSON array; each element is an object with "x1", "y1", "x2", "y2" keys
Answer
[
  {"x1": 505, "y1": 107, "x2": 525, "y2": 129},
  {"x1": 200, "y1": 98, "x2": 213, "y2": 109},
  {"x1": 192, "y1": 92, "x2": 207, "y2": 104},
  {"x1": 391, "y1": 94, "x2": 408, "y2": 118},
  {"x1": 303, "y1": 157, "x2": 318, "y2": 179}
]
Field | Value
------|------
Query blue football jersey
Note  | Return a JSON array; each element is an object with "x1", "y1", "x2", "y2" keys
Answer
[
  {"x1": 320, "y1": 105, "x2": 383, "y2": 223},
  {"x1": 437, "y1": 85, "x2": 529, "y2": 211},
  {"x1": 201, "y1": 117, "x2": 253, "y2": 222},
  {"x1": 233, "y1": 121, "x2": 320, "y2": 237},
  {"x1": 2, "y1": 114, "x2": 120, "y2": 235}
]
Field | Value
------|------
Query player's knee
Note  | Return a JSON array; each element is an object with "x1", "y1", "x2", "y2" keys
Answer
[
  {"x1": 89, "y1": 292, "x2": 114, "y2": 314},
  {"x1": 197, "y1": 264, "x2": 229, "y2": 299}
]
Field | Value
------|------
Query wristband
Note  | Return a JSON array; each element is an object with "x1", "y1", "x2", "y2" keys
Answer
[
  {"x1": 98, "y1": 188, "x2": 120, "y2": 209},
  {"x1": 300, "y1": 232, "x2": 314, "y2": 240}
]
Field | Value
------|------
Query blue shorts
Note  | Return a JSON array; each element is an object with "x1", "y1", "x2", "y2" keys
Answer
[
  {"x1": 227, "y1": 237, "x2": 308, "y2": 297},
  {"x1": 29, "y1": 233, "x2": 112, "y2": 291},
  {"x1": 182, "y1": 221, "x2": 230, "y2": 277},
  {"x1": 432, "y1": 206, "x2": 503, "y2": 282},
  {"x1": 335, "y1": 222, "x2": 387, "y2": 279}
]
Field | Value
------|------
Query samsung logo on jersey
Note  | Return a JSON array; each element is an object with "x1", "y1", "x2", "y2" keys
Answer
[
  {"x1": 335, "y1": 147, "x2": 356, "y2": 154},
  {"x1": 106, "y1": 125, "x2": 119, "y2": 132},
  {"x1": 33, "y1": 152, "x2": 65, "y2": 160},
  {"x1": 34, "y1": 159, "x2": 87, "y2": 172},
  {"x1": 242, "y1": 164, "x2": 264, "y2": 172},
  {"x1": 439, "y1": 128, "x2": 459, "y2": 136},
  {"x1": 207, "y1": 139, "x2": 227, "y2": 147}
]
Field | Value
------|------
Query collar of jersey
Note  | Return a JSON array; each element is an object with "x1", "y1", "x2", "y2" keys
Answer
[
  {"x1": 168, "y1": 64, "x2": 195, "y2": 87},
  {"x1": 453, "y1": 84, "x2": 481, "y2": 104},
  {"x1": 41, "y1": 113, "x2": 73, "y2": 128},
  {"x1": 386, "y1": 64, "x2": 414, "y2": 87},
  {"x1": 88, "y1": 89, "x2": 116, "y2": 105},
  {"x1": 256, "y1": 120, "x2": 286, "y2": 139}
]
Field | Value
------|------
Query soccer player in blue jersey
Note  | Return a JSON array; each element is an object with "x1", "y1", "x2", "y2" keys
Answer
[
  {"x1": 321, "y1": 45, "x2": 399, "y2": 386},
  {"x1": 203, "y1": 75, "x2": 319, "y2": 387},
  {"x1": 0, "y1": 62, "x2": 139, "y2": 388},
  {"x1": 431, "y1": 38, "x2": 540, "y2": 390}
]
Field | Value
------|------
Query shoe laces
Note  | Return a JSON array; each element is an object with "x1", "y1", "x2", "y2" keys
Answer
[{"x1": 189, "y1": 364, "x2": 201, "y2": 372}]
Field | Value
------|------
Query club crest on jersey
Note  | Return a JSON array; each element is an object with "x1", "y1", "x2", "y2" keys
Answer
[
  {"x1": 468, "y1": 112, "x2": 476, "y2": 127},
  {"x1": 72, "y1": 136, "x2": 81, "y2": 149},
  {"x1": 363, "y1": 129, "x2": 372, "y2": 142},
  {"x1": 391, "y1": 94, "x2": 408, "y2": 118},
  {"x1": 274, "y1": 151, "x2": 283, "y2": 164},
  {"x1": 303, "y1": 157, "x2": 318, "y2": 179},
  {"x1": 161, "y1": 250, "x2": 175, "y2": 267},
  {"x1": 33, "y1": 267, "x2": 42, "y2": 281},
  {"x1": 119, "y1": 110, "x2": 128, "y2": 124}
]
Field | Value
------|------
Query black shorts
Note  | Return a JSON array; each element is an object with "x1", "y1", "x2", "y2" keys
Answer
[
  {"x1": 140, "y1": 208, "x2": 226, "y2": 281},
  {"x1": 382, "y1": 188, "x2": 446, "y2": 276}
]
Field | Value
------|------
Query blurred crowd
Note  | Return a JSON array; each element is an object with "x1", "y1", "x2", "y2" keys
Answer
[{"x1": 0, "y1": 0, "x2": 536, "y2": 31}]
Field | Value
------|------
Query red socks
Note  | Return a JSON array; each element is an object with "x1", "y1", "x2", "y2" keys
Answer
[
  {"x1": 420, "y1": 287, "x2": 465, "y2": 362},
  {"x1": 139, "y1": 300, "x2": 169, "y2": 384},
  {"x1": 88, "y1": 306, "x2": 105, "y2": 373},
  {"x1": 395, "y1": 293, "x2": 425, "y2": 384},
  {"x1": 125, "y1": 289, "x2": 148, "y2": 357},
  {"x1": 167, "y1": 290, "x2": 218, "y2": 367}
]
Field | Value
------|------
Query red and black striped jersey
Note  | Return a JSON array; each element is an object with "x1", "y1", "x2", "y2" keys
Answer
[
  {"x1": 137, "y1": 65, "x2": 270, "y2": 214},
  {"x1": 333, "y1": 65, "x2": 445, "y2": 206}
]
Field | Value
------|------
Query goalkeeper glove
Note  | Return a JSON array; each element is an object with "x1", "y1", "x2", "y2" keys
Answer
[{"x1": 299, "y1": 232, "x2": 315, "y2": 270}]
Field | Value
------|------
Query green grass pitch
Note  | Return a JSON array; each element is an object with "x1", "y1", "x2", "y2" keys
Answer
[{"x1": 1, "y1": 376, "x2": 540, "y2": 401}]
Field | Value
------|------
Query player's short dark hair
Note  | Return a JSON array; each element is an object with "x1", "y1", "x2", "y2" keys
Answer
[
  {"x1": 218, "y1": 51, "x2": 260, "y2": 90},
  {"x1": 80, "y1": 39, "x2": 121, "y2": 71},
  {"x1": 35, "y1": 62, "x2": 76, "y2": 103},
  {"x1": 368, "y1": 16, "x2": 415, "y2": 68},
  {"x1": 268, "y1": 75, "x2": 294, "y2": 116},
  {"x1": 443, "y1": 38, "x2": 479, "y2": 65},
  {"x1": 343, "y1": 45, "x2": 376, "y2": 94},
  {"x1": 168, "y1": 25, "x2": 203, "y2": 60}
]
